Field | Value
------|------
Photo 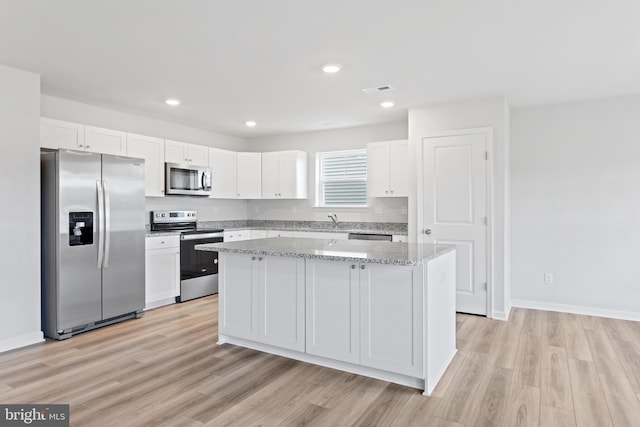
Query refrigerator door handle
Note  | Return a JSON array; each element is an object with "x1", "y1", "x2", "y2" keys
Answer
[
  {"x1": 96, "y1": 180, "x2": 105, "y2": 269},
  {"x1": 103, "y1": 180, "x2": 111, "y2": 268}
]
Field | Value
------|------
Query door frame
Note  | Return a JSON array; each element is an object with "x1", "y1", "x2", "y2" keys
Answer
[{"x1": 416, "y1": 127, "x2": 494, "y2": 317}]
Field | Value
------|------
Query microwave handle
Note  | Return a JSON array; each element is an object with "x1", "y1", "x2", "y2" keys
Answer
[{"x1": 202, "y1": 171, "x2": 211, "y2": 191}]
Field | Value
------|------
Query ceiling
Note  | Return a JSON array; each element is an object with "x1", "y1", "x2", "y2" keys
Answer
[{"x1": 1, "y1": 1, "x2": 639, "y2": 137}]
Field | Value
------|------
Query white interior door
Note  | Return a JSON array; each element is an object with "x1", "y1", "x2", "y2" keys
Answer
[{"x1": 422, "y1": 131, "x2": 488, "y2": 315}]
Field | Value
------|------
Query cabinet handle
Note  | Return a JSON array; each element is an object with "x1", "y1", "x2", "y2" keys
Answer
[
  {"x1": 258, "y1": 257, "x2": 263, "y2": 261},
  {"x1": 351, "y1": 265, "x2": 356, "y2": 269},
  {"x1": 85, "y1": 145, "x2": 91, "y2": 149},
  {"x1": 390, "y1": 190, "x2": 394, "y2": 194},
  {"x1": 251, "y1": 256, "x2": 256, "y2": 261},
  {"x1": 385, "y1": 190, "x2": 388, "y2": 194},
  {"x1": 360, "y1": 264, "x2": 366, "y2": 270},
  {"x1": 160, "y1": 241, "x2": 165, "y2": 244},
  {"x1": 424, "y1": 229, "x2": 432, "y2": 235}
]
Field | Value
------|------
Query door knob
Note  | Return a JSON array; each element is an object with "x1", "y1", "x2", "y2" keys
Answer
[
  {"x1": 213, "y1": 259, "x2": 218, "y2": 264},
  {"x1": 424, "y1": 229, "x2": 432, "y2": 235}
]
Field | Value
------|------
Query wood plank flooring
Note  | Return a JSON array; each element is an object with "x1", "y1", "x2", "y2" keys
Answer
[{"x1": 1, "y1": 298, "x2": 639, "y2": 426}]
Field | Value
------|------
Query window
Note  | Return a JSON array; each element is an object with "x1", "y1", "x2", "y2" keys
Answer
[{"x1": 316, "y1": 149, "x2": 367, "y2": 207}]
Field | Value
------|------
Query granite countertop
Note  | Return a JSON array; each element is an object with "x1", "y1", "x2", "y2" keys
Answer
[
  {"x1": 146, "y1": 220, "x2": 408, "y2": 237},
  {"x1": 195, "y1": 237, "x2": 454, "y2": 266}
]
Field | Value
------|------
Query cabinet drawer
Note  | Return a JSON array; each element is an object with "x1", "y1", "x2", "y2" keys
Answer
[{"x1": 146, "y1": 235, "x2": 180, "y2": 250}]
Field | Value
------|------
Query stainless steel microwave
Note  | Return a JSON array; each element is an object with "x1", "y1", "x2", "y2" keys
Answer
[{"x1": 165, "y1": 163, "x2": 212, "y2": 196}]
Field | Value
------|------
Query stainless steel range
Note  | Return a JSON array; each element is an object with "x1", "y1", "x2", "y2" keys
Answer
[{"x1": 150, "y1": 210, "x2": 223, "y2": 302}]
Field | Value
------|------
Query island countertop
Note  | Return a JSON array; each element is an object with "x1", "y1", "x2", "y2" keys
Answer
[{"x1": 195, "y1": 236, "x2": 454, "y2": 266}]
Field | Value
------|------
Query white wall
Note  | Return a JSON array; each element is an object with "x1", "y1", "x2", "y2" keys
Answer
[
  {"x1": 0, "y1": 64, "x2": 43, "y2": 352},
  {"x1": 41, "y1": 95, "x2": 249, "y2": 221},
  {"x1": 511, "y1": 95, "x2": 640, "y2": 319},
  {"x1": 408, "y1": 97, "x2": 510, "y2": 319},
  {"x1": 246, "y1": 121, "x2": 409, "y2": 222}
]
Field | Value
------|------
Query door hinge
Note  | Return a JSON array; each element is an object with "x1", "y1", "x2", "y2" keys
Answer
[
  {"x1": 485, "y1": 151, "x2": 488, "y2": 160},
  {"x1": 483, "y1": 282, "x2": 487, "y2": 291},
  {"x1": 484, "y1": 216, "x2": 488, "y2": 225}
]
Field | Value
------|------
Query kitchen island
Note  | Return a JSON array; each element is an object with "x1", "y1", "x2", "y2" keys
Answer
[{"x1": 196, "y1": 237, "x2": 456, "y2": 395}]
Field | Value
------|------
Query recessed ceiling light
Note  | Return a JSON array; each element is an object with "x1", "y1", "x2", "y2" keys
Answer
[
  {"x1": 321, "y1": 63, "x2": 342, "y2": 74},
  {"x1": 165, "y1": 98, "x2": 181, "y2": 106},
  {"x1": 380, "y1": 101, "x2": 395, "y2": 108},
  {"x1": 245, "y1": 121, "x2": 257, "y2": 127}
]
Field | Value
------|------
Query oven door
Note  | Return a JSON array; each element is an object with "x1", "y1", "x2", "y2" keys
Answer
[
  {"x1": 165, "y1": 163, "x2": 212, "y2": 196},
  {"x1": 180, "y1": 232, "x2": 223, "y2": 280}
]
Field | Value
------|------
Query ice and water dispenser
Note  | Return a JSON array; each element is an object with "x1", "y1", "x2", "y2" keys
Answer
[{"x1": 68, "y1": 212, "x2": 93, "y2": 246}]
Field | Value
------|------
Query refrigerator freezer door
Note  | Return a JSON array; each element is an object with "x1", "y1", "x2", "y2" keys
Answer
[
  {"x1": 58, "y1": 150, "x2": 103, "y2": 330},
  {"x1": 101, "y1": 154, "x2": 146, "y2": 319}
]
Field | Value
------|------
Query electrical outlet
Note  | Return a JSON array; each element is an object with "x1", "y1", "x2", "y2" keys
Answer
[
  {"x1": 544, "y1": 273, "x2": 554, "y2": 285},
  {"x1": 254, "y1": 205, "x2": 260, "y2": 214},
  {"x1": 401, "y1": 205, "x2": 408, "y2": 215},
  {"x1": 375, "y1": 205, "x2": 383, "y2": 215}
]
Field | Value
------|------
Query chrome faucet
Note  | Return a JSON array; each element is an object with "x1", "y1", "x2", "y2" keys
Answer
[{"x1": 328, "y1": 214, "x2": 339, "y2": 225}]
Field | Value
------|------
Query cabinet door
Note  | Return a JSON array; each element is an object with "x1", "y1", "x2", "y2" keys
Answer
[
  {"x1": 266, "y1": 230, "x2": 294, "y2": 238},
  {"x1": 40, "y1": 118, "x2": 85, "y2": 150},
  {"x1": 219, "y1": 253, "x2": 259, "y2": 340},
  {"x1": 127, "y1": 133, "x2": 165, "y2": 197},
  {"x1": 237, "y1": 152, "x2": 262, "y2": 199},
  {"x1": 261, "y1": 152, "x2": 279, "y2": 198},
  {"x1": 259, "y1": 256, "x2": 305, "y2": 351},
  {"x1": 84, "y1": 126, "x2": 127, "y2": 156},
  {"x1": 306, "y1": 259, "x2": 359, "y2": 363},
  {"x1": 360, "y1": 263, "x2": 423, "y2": 376},
  {"x1": 209, "y1": 148, "x2": 237, "y2": 199},
  {"x1": 165, "y1": 140, "x2": 187, "y2": 164},
  {"x1": 145, "y1": 238, "x2": 180, "y2": 309},
  {"x1": 250, "y1": 230, "x2": 267, "y2": 239},
  {"x1": 367, "y1": 142, "x2": 390, "y2": 197},
  {"x1": 187, "y1": 143, "x2": 209, "y2": 166},
  {"x1": 278, "y1": 150, "x2": 308, "y2": 199},
  {"x1": 388, "y1": 140, "x2": 409, "y2": 196}
]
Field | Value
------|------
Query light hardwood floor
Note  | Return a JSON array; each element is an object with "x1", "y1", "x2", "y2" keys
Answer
[{"x1": 1, "y1": 296, "x2": 639, "y2": 426}]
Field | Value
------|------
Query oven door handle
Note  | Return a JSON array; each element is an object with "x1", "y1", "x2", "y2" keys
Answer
[{"x1": 181, "y1": 233, "x2": 224, "y2": 240}]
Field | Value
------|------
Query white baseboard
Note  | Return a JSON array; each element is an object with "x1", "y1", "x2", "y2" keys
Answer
[
  {"x1": 0, "y1": 330, "x2": 44, "y2": 354},
  {"x1": 511, "y1": 299, "x2": 640, "y2": 322},
  {"x1": 491, "y1": 306, "x2": 512, "y2": 321}
]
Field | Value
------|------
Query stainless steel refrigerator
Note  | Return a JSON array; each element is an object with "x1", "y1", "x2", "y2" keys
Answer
[{"x1": 41, "y1": 149, "x2": 146, "y2": 339}]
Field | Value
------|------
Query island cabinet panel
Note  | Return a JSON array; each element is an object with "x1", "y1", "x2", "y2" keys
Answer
[
  {"x1": 305, "y1": 260, "x2": 360, "y2": 364},
  {"x1": 219, "y1": 253, "x2": 261, "y2": 340},
  {"x1": 360, "y1": 264, "x2": 423, "y2": 377},
  {"x1": 258, "y1": 257, "x2": 305, "y2": 351}
]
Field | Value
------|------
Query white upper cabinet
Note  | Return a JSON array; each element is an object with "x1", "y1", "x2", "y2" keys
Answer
[
  {"x1": 209, "y1": 147, "x2": 237, "y2": 199},
  {"x1": 367, "y1": 140, "x2": 408, "y2": 197},
  {"x1": 85, "y1": 126, "x2": 127, "y2": 156},
  {"x1": 261, "y1": 150, "x2": 308, "y2": 199},
  {"x1": 40, "y1": 118, "x2": 85, "y2": 150},
  {"x1": 165, "y1": 139, "x2": 209, "y2": 167},
  {"x1": 236, "y1": 152, "x2": 262, "y2": 199},
  {"x1": 126, "y1": 133, "x2": 165, "y2": 197}
]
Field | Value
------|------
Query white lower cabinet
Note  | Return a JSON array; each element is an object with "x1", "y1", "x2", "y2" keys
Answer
[
  {"x1": 259, "y1": 256, "x2": 305, "y2": 351},
  {"x1": 305, "y1": 259, "x2": 359, "y2": 363},
  {"x1": 266, "y1": 230, "x2": 294, "y2": 238},
  {"x1": 223, "y1": 229, "x2": 251, "y2": 242},
  {"x1": 220, "y1": 256, "x2": 428, "y2": 377},
  {"x1": 359, "y1": 264, "x2": 423, "y2": 377},
  {"x1": 145, "y1": 236, "x2": 180, "y2": 309},
  {"x1": 250, "y1": 230, "x2": 267, "y2": 239},
  {"x1": 219, "y1": 253, "x2": 304, "y2": 349},
  {"x1": 219, "y1": 253, "x2": 260, "y2": 340}
]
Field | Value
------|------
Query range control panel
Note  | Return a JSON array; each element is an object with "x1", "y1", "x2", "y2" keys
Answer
[{"x1": 150, "y1": 210, "x2": 197, "y2": 224}]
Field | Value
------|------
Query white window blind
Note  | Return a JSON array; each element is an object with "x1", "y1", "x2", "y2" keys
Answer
[{"x1": 317, "y1": 150, "x2": 367, "y2": 206}]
